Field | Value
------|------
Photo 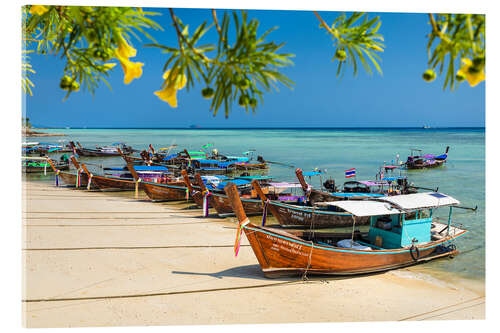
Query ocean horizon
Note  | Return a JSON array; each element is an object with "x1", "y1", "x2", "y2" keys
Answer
[{"x1": 32, "y1": 126, "x2": 486, "y2": 130}]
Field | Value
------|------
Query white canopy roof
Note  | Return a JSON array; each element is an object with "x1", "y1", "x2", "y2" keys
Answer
[
  {"x1": 326, "y1": 201, "x2": 402, "y2": 217},
  {"x1": 325, "y1": 192, "x2": 459, "y2": 217},
  {"x1": 377, "y1": 192, "x2": 459, "y2": 210}
]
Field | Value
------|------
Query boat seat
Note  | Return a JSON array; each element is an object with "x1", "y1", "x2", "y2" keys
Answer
[{"x1": 337, "y1": 239, "x2": 372, "y2": 250}]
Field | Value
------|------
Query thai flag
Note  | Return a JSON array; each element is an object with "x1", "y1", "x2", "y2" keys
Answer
[{"x1": 345, "y1": 168, "x2": 356, "y2": 178}]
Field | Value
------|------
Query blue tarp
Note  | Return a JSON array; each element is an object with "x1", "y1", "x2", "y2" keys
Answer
[
  {"x1": 236, "y1": 175, "x2": 272, "y2": 180},
  {"x1": 435, "y1": 153, "x2": 447, "y2": 160},
  {"x1": 196, "y1": 159, "x2": 220, "y2": 163},
  {"x1": 196, "y1": 159, "x2": 235, "y2": 167},
  {"x1": 303, "y1": 171, "x2": 322, "y2": 176},
  {"x1": 226, "y1": 156, "x2": 249, "y2": 162},
  {"x1": 162, "y1": 154, "x2": 177, "y2": 161},
  {"x1": 382, "y1": 176, "x2": 406, "y2": 181},
  {"x1": 215, "y1": 179, "x2": 252, "y2": 189},
  {"x1": 134, "y1": 166, "x2": 169, "y2": 172}
]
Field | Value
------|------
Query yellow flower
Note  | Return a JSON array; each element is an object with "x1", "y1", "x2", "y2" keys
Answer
[
  {"x1": 29, "y1": 5, "x2": 49, "y2": 16},
  {"x1": 458, "y1": 58, "x2": 485, "y2": 87},
  {"x1": 154, "y1": 70, "x2": 187, "y2": 107},
  {"x1": 116, "y1": 52, "x2": 143, "y2": 84},
  {"x1": 103, "y1": 63, "x2": 117, "y2": 70},
  {"x1": 116, "y1": 34, "x2": 137, "y2": 59}
]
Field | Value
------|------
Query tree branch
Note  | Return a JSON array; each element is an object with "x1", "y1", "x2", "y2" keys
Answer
[
  {"x1": 428, "y1": 13, "x2": 451, "y2": 43},
  {"x1": 313, "y1": 11, "x2": 338, "y2": 38},
  {"x1": 169, "y1": 8, "x2": 210, "y2": 62},
  {"x1": 212, "y1": 9, "x2": 221, "y2": 36},
  {"x1": 169, "y1": 8, "x2": 185, "y2": 54}
]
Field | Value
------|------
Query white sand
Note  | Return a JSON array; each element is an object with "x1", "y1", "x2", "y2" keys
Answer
[{"x1": 22, "y1": 181, "x2": 485, "y2": 327}]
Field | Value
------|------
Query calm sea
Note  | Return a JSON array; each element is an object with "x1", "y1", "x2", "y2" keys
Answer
[{"x1": 26, "y1": 127, "x2": 485, "y2": 287}]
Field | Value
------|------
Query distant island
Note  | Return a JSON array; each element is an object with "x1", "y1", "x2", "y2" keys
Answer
[{"x1": 22, "y1": 127, "x2": 66, "y2": 137}]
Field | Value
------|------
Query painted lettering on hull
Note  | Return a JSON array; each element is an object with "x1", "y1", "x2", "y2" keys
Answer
[{"x1": 266, "y1": 234, "x2": 308, "y2": 257}]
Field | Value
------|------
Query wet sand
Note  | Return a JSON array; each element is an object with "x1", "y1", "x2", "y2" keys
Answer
[{"x1": 22, "y1": 180, "x2": 485, "y2": 327}]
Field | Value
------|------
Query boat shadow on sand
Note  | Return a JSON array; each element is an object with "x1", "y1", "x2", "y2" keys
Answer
[{"x1": 171, "y1": 264, "x2": 387, "y2": 282}]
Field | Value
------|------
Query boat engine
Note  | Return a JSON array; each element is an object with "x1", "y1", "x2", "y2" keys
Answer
[{"x1": 323, "y1": 179, "x2": 337, "y2": 192}]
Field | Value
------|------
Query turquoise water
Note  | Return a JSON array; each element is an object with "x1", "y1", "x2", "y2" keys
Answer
[{"x1": 29, "y1": 127, "x2": 485, "y2": 284}]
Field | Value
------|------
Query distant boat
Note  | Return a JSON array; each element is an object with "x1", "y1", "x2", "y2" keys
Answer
[
  {"x1": 404, "y1": 147, "x2": 449, "y2": 169},
  {"x1": 423, "y1": 125, "x2": 431, "y2": 129}
]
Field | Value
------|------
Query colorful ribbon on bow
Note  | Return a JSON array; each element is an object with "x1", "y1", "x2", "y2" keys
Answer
[
  {"x1": 185, "y1": 188, "x2": 189, "y2": 200},
  {"x1": 55, "y1": 170, "x2": 60, "y2": 186},
  {"x1": 135, "y1": 178, "x2": 142, "y2": 199},
  {"x1": 262, "y1": 199, "x2": 270, "y2": 226},
  {"x1": 77, "y1": 169, "x2": 82, "y2": 187},
  {"x1": 234, "y1": 218, "x2": 250, "y2": 257},
  {"x1": 202, "y1": 190, "x2": 211, "y2": 217},
  {"x1": 87, "y1": 174, "x2": 93, "y2": 190}
]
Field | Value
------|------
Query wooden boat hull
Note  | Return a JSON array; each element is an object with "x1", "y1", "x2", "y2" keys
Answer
[
  {"x1": 267, "y1": 201, "x2": 369, "y2": 227},
  {"x1": 406, "y1": 159, "x2": 446, "y2": 169},
  {"x1": 242, "y1": 223, "x2": 466, "y2": 277},
  {"x1": 23, "y1": 164, "x2": 69, "y2": 173},
  {"x1": 55, "y1": 171, "x2": 98, "y2": 189},
  {"x1": 307, "y1": 189, "x2": 343, "y2": 205},
  {"x1": 235, "y1": 163, "x2": 268, "y2": 170},
  {"x1": 188, "y1": 189, "x2": 214, "y2": 208},
  {"x1": 209, "y1": 192, "x2": 263, "y2": 216},
  {"x1": 88, "y1": 175, "x2": 140, "y2": 191},
  {"x1": 75, "y1": 148, "x2": 134, "y2": 157},
  {"x1": 141, "y1": 181, "x2": 190, "y2": 201}
]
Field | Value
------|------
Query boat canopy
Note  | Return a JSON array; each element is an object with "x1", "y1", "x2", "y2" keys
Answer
[
  {"x1": 226, "y1": 156, "x2": 249, "y2": 162},
  {"x1": 133, "y1": 166, "x2": 169, "y2": 172},
  {"x1": 383, "y1": 165, "x2": 400, "y2": 169},
  {"x1": 236, "y1": 175, "x2": 272, "y2": 180},
  {"x1": 378, "y1": 192, "x2": 459, "y2": 210},
  {"x1": 21, "y1": 156, "x2": 48, "y2": 160},
  {"x1": 162, "y1": 154, "x2": 177, "y2": 161},
  {"x1": 382, "y1": 176, "x2": 406, "y2": 181},
  {"x1": 325, "y1": 192, "x2": 459, "y2": 217},
  {"x1": 268, "y1": 182, "x2": 303, "y2": 188},
  {"x1": 323, "y1": 201, "x2": 402, "y2": 217},
  {"x1": 330, "y1": 192, "x2": 385, "y2": 198},
  {"x1": 303, "y1": 171, "x2": 322, "y2": 176},
  {"x1": 216, "y1": 179, "x2": 251, "y2": 189}
]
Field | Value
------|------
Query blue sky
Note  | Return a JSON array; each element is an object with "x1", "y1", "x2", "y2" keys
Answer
[{"x1": 25, "y1": 8, "x2": 485, "y2": 128}]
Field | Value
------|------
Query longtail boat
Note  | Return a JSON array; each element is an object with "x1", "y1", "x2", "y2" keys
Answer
[
  {"x1": 194, "y1": 174, "x2": 263, "y2": 216},
  {"x1": 80, "y1": 162, "x2": 140, "y2": 191},
  {"x1": 404, "y1": 147, "x2": 449, "y2": 169},
  {"x1": 193, "y1": 174, "x2": 303, "y2": 217},
  {"x1": 225, "y1": 182, "x2": 468, "y2": 277},
  {"x1": 134, "y1": 179, "x2": 188, "y2": 202},
  {"x1": 70, "y1": 141, "x2": 135, "y2": 157},
  {"x1": 45, "y1": 156, "x2": 93, "y2": 188},
  {"x1": 181, "y1": 170, "x2": 211, "y2": 209},
  {"x1": 252, "y1": 180, "x2": 370, "y2": 227},
  {"x1": 296, "y1": 168, "x2": 419, "y2": 205},
  {"x1": 122, "y1": 160, "x2": 188, "y2": 201},
  {"x1": 22, "y1": 156, "x2": 69, "y2": 173},
  {"x1": 296, "y1": 168, "x2": 341, "y2": 204},
  {"x1": 23, "y1": 142, "x2": 72, "y2": 155}
]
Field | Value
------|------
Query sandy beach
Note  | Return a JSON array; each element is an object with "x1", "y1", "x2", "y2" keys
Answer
[{"x1": 22, "y1": 180, "x2": 485, "y2": 328}]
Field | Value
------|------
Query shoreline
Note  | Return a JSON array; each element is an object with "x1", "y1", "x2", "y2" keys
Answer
[
  {"x1": 22, "y1": 128, "x2": 67, "y2": 137},
  {"x1": 22, "y1": 180, "x2": 485, "y2": 327}
]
